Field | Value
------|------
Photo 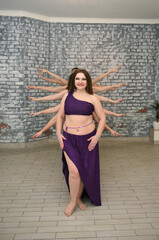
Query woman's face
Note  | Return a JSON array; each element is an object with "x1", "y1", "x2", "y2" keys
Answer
[{"x1": 74, "y1": 72, "x2": 87, "y2": 90}]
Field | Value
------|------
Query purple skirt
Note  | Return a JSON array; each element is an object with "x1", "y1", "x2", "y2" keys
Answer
[{"x1": 62, "y1": 129, "x2": 101, "y2": 206}]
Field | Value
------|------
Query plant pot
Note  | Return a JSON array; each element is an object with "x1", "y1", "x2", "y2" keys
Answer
[{"x1": 153, "y1": 121, "x2": 159, "y2": 130}]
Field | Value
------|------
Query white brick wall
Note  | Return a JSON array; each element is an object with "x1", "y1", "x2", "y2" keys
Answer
[{"x1": 0, "y1": 17, "x2": 158, "y2": 142}]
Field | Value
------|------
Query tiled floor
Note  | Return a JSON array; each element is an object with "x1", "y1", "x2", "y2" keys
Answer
[{"x1": 0, "y1": 139, "x2": 159, "y2": 240}]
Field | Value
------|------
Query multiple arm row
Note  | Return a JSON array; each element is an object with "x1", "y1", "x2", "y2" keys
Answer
[{"x1": 29, "y1": 66, "x2": 126, "y2": 138}]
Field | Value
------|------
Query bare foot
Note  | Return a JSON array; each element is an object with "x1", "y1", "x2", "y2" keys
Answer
[
  {"x1": 64, "y1": 201, "x2": 76, "y2": 217},
  {"x1": 77, "y1": 199, "x2": 87, "y2": 211}
]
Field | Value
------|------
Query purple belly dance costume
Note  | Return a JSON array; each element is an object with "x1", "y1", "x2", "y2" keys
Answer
[{"x1": 62, "y1": 91, "x2": 101, "y2": 206}]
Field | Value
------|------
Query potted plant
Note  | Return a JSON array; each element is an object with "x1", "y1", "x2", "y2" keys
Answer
[{"x1": 152, "y1": 100, "x2": 159, "y2": 130}]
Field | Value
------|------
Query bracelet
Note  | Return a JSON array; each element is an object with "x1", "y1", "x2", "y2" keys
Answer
[
  {"x1": 56, "y1": 132, "x2": 62, "y2": 136},
  {"x1": 95, "y1": 134, "x2": 100, "y2": 139}
]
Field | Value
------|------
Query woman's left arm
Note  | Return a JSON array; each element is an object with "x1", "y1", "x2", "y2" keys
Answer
[{"x1": 87, "y1": 96, "x2": 105, "y2": 151}]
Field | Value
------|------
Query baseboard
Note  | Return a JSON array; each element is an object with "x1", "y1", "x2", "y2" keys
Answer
[{"x1": 0, "y1": 137, "x2": 149, "y2": 150}]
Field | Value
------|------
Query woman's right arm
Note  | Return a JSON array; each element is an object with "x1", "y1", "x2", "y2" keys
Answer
[
  {"x1": 95, "y1": 94, "x2": 124, "y2": 104},
  {"x1": 56, "y1": 94, "x2": 68, "y2": 149},
  {"x1": 37, "y1": 68, "x2": 68, "y2": 86},
  {"x1": 28, "y1": 85, "x2": 67, "y2": 93},
  {"x1": 32, "y1": 114, "x2": 57, "y2": 139},
  {"x1": 28, "y1": 90, "x2": 67, "y2": 102},
  {"x1": 92, "y1": 66, "x2": 120, "y2": 85},
  {"x1": 29, "y1": 104, "x2": 60, "y2": 116}
]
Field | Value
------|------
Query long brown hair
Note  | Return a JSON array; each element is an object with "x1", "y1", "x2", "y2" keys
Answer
[{"x1": 67, "y1": 69, "x2": 93, "y2": 94}]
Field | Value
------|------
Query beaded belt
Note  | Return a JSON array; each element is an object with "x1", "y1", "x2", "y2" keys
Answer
[{"x1": 65, "y1": 121, "x2": 93, "y2": 132}]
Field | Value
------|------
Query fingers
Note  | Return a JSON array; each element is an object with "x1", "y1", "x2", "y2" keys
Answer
[
  {"x1": 114, "y1": 132, "x2": 121, "y2": 137},
  {"x1": 32, "y1": 134, "x2": 37, "y2": 139},
  {"x1": 62, "y1": 135, "x2": 67, "y2": 140},
  {"x1": 59, "y1": 143, "x2": 64, "y2": 149},
  {"x1": 28, "y1": 96, "x2": 36, "y2": 101},
  {"x1": 59, "y1": 139, "x2": 64, "y2": 149},
  {"x1": 87, "y1": 136, "x2": 98, "y2": 151},
  {"x1": 27, "y1": 86, "x2": 36, "y2": 90},
  {"x1": 119, "y1": 83, "x2": 126, "y2": 87},
  {"x1": 117, "y1": 114, "x2": 126, "y2": 117},
  {"x1": 111, "y1": 130, "x2": 121, "y2": 137},
  {"x1": 87, "y1": 136, "x2": 93, "y2": 141},
  {"x1": 29, "y1": 113, "x2": 39, "y2": 116},
  {"x1": 115, "y1": 99, "x2": 124, "y2": 104},
  {"x1": 116, "y1": 133, "x2": 121, "y2": 137},
  {"x1": 58, "y1": 134, "x2": 66, "y2": 150},
  {"x1": 88, "y1": 143, "x2": 94, "y2": 151},
  {"x1": 114, "y1": 66, "x2": 120, "y2": 72}
]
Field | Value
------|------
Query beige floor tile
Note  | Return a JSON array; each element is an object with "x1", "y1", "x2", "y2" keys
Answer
[
  {"x1": 37, "y1": 225, "x2": 76, "y2": 233},
  {"x1": 0, "y1": 222, "x2": 19, "y2": 228},
  {"x1": 0, "y1": 227, "x2": 37, "y2": 234},
  {"x1": 76, "y1": 238, "x2": 117, "y2": 240},
  {"x1": 19, "y1": 221, "x2": 57, "y2": 228},
  {"x1": 118, "y1": 236, "x2": 158, "y2": 240},
  {"x1": 95, "y1": 219, "x2": 131, "y2": 225},
  {"x1": 56, "y1": 231, "x2": 96, "y2": 238},
  {"x1": 1, "y1": 140, "x2": 159, "y2": 240},
  {"x1": 2, "y1": 216, "x2": 40, "y2": 222},
  {"x1": 57, "y1": 220, "x2": 95, "y2": 226},
  {"x1": 97, "y1": 229, "x2": 136, "y2": 237},
  {"x1": 14, "y1": 232, "x2": 56, "y2": 240},
  {"x1": 76, "y1": 224, "x2": 115, "y2": 231},
  {"x1": 115, "y1": 223, "x2": 152, "y2": 230},
  {"x1": 0, "y1": 234, "x2": 15, "y2": 240}
]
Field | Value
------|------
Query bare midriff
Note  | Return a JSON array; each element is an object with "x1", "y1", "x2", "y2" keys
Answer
[{"x1": 63, "y1": 115, "x2": 95, "y2": 135}]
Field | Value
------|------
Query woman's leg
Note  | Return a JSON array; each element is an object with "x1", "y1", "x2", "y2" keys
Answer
[
  {"x1": 77, "y1": 180, "x2": 87, "y2": 210},
  {"x1": 64, "y1": 152, "x2": 81, "y2": 216}
]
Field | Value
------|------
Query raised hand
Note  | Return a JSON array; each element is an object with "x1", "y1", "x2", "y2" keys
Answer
[
  {"x1": 113, "y1": 99, "x2": 124, "y2": 104},
  {"x1": 110, "y1": 83, "x2": 126, "y2": 91},
  {"x1": 87, "y1": 135, "x2": 99, "y2": 151},
  {"x1": 32, "y1": 130, "x2": 43, "y2": 139},
  {"x1": 109, "y1": 129, "x2": 121, "y2": 137},
  {"x1": 27, "y1": 86, "x2": 37, "y2": 90},
  {"x1": 111, "y1": 66, "x2": 120, "y2": 73},
  {"x1": 29, "y1": 112, "x2": 40, "y2": 116},
  {"x1": 117, "y1": 82, "x2": 126, "y2": 87},
  {"x1": 37, "y1": 68, "x2": 48, "y2": 73},
  {"x1": 28, "y1": 96, "x2": 38, "y2": 101},
  {"x1": 115, "y1": 113, "x2": 126, "y2": 117},
  {"x1": 57, "y1": 133, "x2": 66, "y2": 150}
]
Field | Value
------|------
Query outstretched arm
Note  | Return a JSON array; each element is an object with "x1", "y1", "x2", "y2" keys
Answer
[
  {"x1": 104, "y1": 123, "x2": 121, "y2": 137},
  {"x1": 37, "y1": 68, "x2": 68, "y2": 86},
  {"x1": 32, "y1": 114, "x2": 57, "y2": 139},
  {"x1": 93, "y1": 82, "x2": 126, "y2": 93},
  {"x1": 29, "y1": 104, "x2": 60, "y2": 116},
  {"x1": 28, "y1": 85, "x2": 67, "y2": 93},
  {"x1": 28, "y1": 90, "x2": 67, "y2": 102},
  {"x1": 93, "y1": 112, "x2": 121, "y2": 137},
  {"x1": 92, "y1": 66, "x2": 120, "y2": 85},
  {"x1": 38, "y1": 72, "x2": 65, "y2": 86},
  {"x1": 95, "y1": 94, "x2": 124, "y2": 104},
  {"x1": 103, "y1": 108, "x2": 126, "y2": 117}
]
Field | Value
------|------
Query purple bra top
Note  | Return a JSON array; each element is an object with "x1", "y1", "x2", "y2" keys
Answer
[{"x1": 64, "y1": 92, "x2": 94, "y2": 116}]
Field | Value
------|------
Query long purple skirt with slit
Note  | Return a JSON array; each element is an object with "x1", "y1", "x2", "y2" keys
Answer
[{"x1": 62, "y1": 129, "x2": 101, "y2": 206}]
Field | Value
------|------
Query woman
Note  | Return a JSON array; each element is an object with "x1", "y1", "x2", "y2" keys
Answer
[{"x1": 56, "y1": 69, "x2": 105, "y2": 217}]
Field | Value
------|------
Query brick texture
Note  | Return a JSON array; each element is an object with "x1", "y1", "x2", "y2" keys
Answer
[{"x1": 0, "y1": 17, "x2": 158, "y2": 142}]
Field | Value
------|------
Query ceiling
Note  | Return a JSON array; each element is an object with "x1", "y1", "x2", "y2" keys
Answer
[{"x1": 0, "y1": 0, "x2": 159, "y2": 22}]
